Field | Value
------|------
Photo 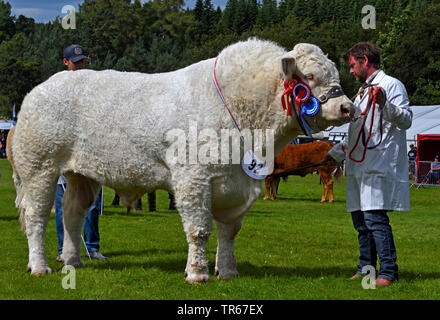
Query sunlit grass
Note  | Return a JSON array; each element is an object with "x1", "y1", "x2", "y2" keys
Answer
[{"x1": 1, "y1": 159, "x2": 440, "y2": 299}]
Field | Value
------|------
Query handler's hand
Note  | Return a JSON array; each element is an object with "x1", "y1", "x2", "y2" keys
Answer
[
  {"x1": 369, "y1": 86, "x2": 386, "y2": 109},
  {"x1": 322, "y1": 153, "x2": 338, "y2": 166}
]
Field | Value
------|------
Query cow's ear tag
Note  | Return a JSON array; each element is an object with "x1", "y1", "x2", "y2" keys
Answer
[{"x1": 242, "y1": 150, "x2": 273, "y2": 180}]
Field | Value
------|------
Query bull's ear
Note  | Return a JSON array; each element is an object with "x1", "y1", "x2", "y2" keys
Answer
[{"x1": 280, "y1": 56, "x2": 296, "y2": 81}]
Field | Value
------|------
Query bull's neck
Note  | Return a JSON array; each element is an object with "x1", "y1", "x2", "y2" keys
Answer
[{"x1": 214, "y1": 53, "x2": 303, "y2": 156}]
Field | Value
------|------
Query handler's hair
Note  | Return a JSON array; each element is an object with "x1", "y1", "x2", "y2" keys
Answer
[{"x1": 342, "y1": 42, "x2": 381, "y2": 68}]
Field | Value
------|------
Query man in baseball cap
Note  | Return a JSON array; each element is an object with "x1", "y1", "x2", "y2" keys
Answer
[
  {"x1": 63, "y1": 44, "x2": 88, "y2": 70},
  {"x1": 55, "y1": 44, "x2": 108, "y2": 262}
]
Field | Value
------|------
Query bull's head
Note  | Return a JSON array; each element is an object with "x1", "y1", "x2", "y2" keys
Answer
[{"x1": 280, "y1": 43, "x2": 355, "y2": 130}]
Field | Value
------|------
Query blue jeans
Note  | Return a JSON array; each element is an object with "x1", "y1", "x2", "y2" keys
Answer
[
  {"x1": 55, "y1": 184, "x2": 102, "y2": 254},
  {"x1": 351, "y1": 210, "x2": 398, "y2": 281}
]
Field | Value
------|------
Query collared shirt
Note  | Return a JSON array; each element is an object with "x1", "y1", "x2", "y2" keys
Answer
[{"x1": 359, "y1": 69, "x2": 381, "y2": 99}]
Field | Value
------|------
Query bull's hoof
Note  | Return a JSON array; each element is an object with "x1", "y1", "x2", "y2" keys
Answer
[
  {"x1": 63, "y1": 257, "x2": 85, "y2": 268},
  {"x1": 27, "y1": 265, "x2": 52, "y2": 276},
  {"x1": 185, "y1": 273, "x2": 210, "y2": 284},
  {"x1": 263, "y1": 197, "x2": 268, "y2": 200},
  {"x1": 216, "y1": 270, "x2": 239, "y2": 281}
]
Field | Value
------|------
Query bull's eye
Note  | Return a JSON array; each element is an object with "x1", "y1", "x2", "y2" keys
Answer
[{"x1": 305, "y1": 74, "x2": 314, "y2": 80}]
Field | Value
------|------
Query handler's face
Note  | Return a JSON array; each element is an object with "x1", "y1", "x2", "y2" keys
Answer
[
  {"x1": 348, "y1": 55, "x2": 368, "y2": 83},
  {"x1": 63, "y1": 58, "x2": 85, "y2": 71}
]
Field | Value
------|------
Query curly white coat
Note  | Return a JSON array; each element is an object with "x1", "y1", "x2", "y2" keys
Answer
[{"x1": 13, "y1": 38, "x2": 353, "y2": 283}]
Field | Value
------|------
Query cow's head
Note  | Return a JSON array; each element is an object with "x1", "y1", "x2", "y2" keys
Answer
[{"x1": 281, "y1": 43, "x2": 354, "y2": 129}]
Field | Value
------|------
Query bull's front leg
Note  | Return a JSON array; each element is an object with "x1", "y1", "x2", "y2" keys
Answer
[
  {"x1": 174, "y1": 173, "x2": 213, "y2": 284},
  {"x1": 24, "y1": 207, "x2": 52, "y2": 275},
  {"x1": 215, "y1": 217, "x2": 243, "y2": 280}
]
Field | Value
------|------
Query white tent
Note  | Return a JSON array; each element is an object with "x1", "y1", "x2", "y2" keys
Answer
[{"x1": 324, "y1": 105, "x2": 440, "y2": 145}]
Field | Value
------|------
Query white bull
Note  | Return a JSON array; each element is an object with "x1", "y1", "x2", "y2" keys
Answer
[{"x1": 13, "y1": 38, "x2": 354, "y2": 283}]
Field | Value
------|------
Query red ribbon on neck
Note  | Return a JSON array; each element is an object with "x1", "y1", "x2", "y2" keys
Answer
[
  {"x1": 281, "y1": 75, "x2": 311, "y2": 117},
  {"x1": 281, "y1": 81, "x2": 295, "y2": 116}
]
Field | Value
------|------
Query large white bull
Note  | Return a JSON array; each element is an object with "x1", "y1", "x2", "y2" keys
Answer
[{"x1": 13, "y1": 39, "x2": 354, "y2": 283}]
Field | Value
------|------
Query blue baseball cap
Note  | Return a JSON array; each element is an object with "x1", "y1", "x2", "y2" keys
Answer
[{"x1": 64, "y1": 44, "x2": 88, "y2": 62}]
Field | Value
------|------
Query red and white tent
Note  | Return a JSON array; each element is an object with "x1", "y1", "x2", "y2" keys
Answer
[{"x1": 416, "y1": 134, "x2": 440, "y2": 184}]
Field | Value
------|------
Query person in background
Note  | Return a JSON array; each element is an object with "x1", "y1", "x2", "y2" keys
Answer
[
  {"x1": 56, "y1": 44, "x2": 108, "y2": 262},
  {"x1": 428, "y1": 155, "x2": 440, "y2": 184},
  {"x1": 407, "y1": 144, "x2": 417, "y2": 180}
]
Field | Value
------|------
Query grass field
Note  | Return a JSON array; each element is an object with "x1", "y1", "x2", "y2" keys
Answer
[{"x1": 1, "y1": 158, "x2": 440, "y2": 300}]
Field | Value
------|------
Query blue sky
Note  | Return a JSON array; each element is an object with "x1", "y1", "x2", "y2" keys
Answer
[{"x1": 8, "y1": 0, "x2": 228, "y2": 23}]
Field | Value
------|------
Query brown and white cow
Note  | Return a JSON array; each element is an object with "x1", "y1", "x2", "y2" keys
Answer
[{"x1": 264, "y1": 141, "x2": 342, "y2": 202}]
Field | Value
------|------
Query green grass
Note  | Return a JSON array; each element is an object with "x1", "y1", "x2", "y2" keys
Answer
[{"x1": 1, "y1": 158, "x2": 440, "y2": 300}]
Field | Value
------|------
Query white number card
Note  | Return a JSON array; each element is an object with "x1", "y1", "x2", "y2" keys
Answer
[{"x1": 242, "y1": 150, "x2": 273, "y2": 180}]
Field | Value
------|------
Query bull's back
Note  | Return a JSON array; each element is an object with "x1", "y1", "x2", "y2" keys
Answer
[{"x1": 15, "y1": 62, "x2": 217, "y2": 188}]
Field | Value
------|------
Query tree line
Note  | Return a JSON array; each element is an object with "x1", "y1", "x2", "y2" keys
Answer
[{"x1": 0, "y1": 0, "x2": 439, "y2": 119}]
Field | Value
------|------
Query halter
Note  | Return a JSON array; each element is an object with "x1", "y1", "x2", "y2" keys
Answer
[{"x1": 281, "y1": 75, "x2": 345, "y2": 138}]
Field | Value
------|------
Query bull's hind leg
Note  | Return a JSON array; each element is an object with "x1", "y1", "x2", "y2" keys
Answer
[
  {"x1": 21, "y1": 176, "x2": 57, "y2": 275},
  {"x1": 263, "y1": 176, "x2": 272, "y2": 200},
  {"x1": 173, "y1": 171, "x2": 213, "y2": 284},
  {"x1": 271, "y1": 176, "x2": 280, "y2": 200},
  {"x1": 61, "y1": 173, "x2": 101, "y2": 267},
  {"x1": 319, "y1": 170, "x2": 334, "y2": 203},
  {"x1": 215, "y1": 216, "x2": 243, "y2": 280}
]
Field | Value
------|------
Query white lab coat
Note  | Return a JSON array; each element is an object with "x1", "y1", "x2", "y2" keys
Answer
[{"x1": 329, "y1": 70, "x2": 412, "y2": 212}]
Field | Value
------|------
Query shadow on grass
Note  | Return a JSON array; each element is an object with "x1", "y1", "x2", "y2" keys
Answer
[
  {"x1": 102, "y1": 207, "x2": 178, "y2": 217},
  {"x1": 84, "y1": 252, "x2": 440, "y2": 281},
  {"x1": 272, "y1": 197, "x2": 345, "y2": 203},
  {"x1": 0, "y1": 215, "x2": 19, "y2": 221}
]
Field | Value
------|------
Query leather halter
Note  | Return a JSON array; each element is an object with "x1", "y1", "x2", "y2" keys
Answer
[{"x1": 281, "y1": 75, "x2": 345, "y2": 137}]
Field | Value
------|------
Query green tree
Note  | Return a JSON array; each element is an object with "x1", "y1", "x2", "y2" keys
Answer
[
  {"x1": 0, "y1": 33, "x2": 40, "y2": 116},
  {"x1": 194, "y1": 0, "x2": 204, "y2": 22},
  {"x1": 15, "y1": 15, "x2": 35, "y2": 35},
  {"x1": 222, "y1": 0, "x2": 238, "y2": 30},
  {"x1": 378, "y1": 3, "x2": 440, "y2": 104},
  {"x1": 114, "y1": 37, "x2": 149, "y2": 72},
  {"x1": 257, "y1": 0, "x2": 278, "y2": 28},
  {"x1": 0, "y1": 1, "x2": 15, "y2": 43}
]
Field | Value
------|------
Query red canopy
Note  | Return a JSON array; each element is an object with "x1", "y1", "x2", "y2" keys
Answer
[
  {"x1": 416, "y1": 134, "x2": 440, "y2": 182},
  {"x1": 417, "y1": 134, "x2": 440, "y2": 162}
]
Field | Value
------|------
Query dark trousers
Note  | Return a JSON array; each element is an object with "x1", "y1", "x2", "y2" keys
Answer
[{"x1": 351, "y1": 210, "x2": 398, "y2": 281}]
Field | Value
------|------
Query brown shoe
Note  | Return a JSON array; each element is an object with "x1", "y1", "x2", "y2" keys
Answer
[
  {"x1": 347, "y1": 273, "x2": 362, "y2": 280},
  {"x1": 375, "y1": 277, "x2": 392, "y2": 287}
]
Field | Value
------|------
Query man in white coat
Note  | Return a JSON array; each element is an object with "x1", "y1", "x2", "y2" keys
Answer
[{"x1": 324, "y1": 42, "x2": 412, "y2": 287}]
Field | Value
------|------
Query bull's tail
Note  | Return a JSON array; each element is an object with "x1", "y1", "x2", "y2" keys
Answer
[
  {"x1": 333, "y1": 165, "x2": 343, "y2": 183},
  {"x1": 18, "y1": 186, "x2": 26, "y2": 232}
]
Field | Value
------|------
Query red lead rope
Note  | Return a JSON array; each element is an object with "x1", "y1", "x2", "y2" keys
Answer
[{"x1": 348, "y1": 86, "x2": 383, "y2": 163}]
